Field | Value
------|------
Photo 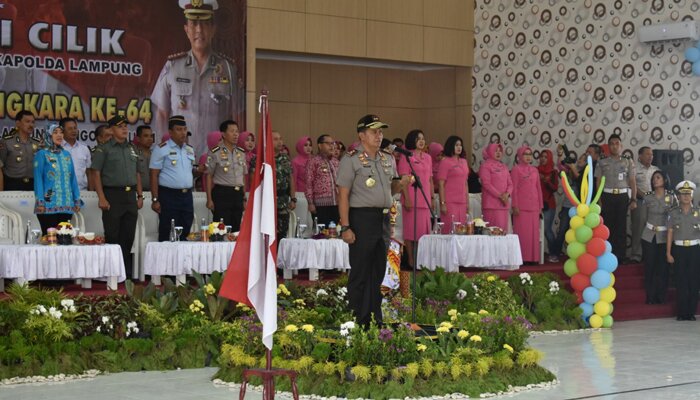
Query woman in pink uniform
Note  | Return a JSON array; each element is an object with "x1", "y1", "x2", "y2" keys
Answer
[
  {"x1": 437, "y1": 136, "x2": 469, "y2": 233},
  {"x1": 479, "y1": 143, "x2": 512, "y2": 231},
  {"x1": 237, "y1": 131, "x2": 255, "y2": 191},
  {"x1": 398, "y1": 130, "x2": 433, "y2": 267},
  {"x1": 511, "y1": 146, "x2": 543, "y2": 263}
]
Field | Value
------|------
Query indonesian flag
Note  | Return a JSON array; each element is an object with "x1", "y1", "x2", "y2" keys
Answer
[{"x1": 220, "y1": 93, "x2": 278, "y2": 350}]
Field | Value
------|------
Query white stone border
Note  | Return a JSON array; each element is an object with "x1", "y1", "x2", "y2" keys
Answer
[
  {"x1": 0, "y1": 370, "x2": 101, "y2": 386},
  {"x1": 213, "y1": 378, "x2": 559, "y2": 399},
  {"x1": 529, "y1": 327, "x2": 602, "y2": 337}
]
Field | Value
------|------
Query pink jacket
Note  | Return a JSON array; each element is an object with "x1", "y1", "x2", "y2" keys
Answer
[
  {"x1": 305, "y1": 154, "x2": 339, "y2": 206},
  {"x1": 479, "y1": 143, "x2": 513, "y2": 210},
  {"x1": 292, "y1": 136, "x2": 312, "y2": 193},
  {"x1": 510, "y1": 146, "x2": 543, "y2": 212}
]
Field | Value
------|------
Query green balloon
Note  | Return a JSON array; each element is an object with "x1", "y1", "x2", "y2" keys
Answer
[
  {"x1": 584, "y1": 212, "x2": 600, "y2": 228},
  {"x1": 590, "y1": 204, "x2": 601, "y2": 214},
  {"x1": 564, "y1": 259, "x2": 579, "y2": 277},
  {"x1": 602, "y1": 315, "x2": 614, "y2": 328},
  {"x1": 575, "y1": 225, "x2": 593, "y2": 243},
  {"x1": 567, "y1": 242, "x2": 586, "y2": 259}
]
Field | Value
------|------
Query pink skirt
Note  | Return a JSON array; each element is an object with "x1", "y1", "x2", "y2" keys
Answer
[
  {"x1": 440, "y1": 202, "x2": 467, "y2": 234},
  {"x1": 403, "y1": 206, "x2": 432, "y2": 241},
  {"x1": 482, "y1": 208, "x2": 509, "y2": 232},
  {"x1": 513, "y1": 210, "x2": 540, "y2": 262}
]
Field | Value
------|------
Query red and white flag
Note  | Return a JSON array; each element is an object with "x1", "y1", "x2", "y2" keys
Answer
[{"x1": 220, "y1": 93, "x2": 278, "y2": 350}]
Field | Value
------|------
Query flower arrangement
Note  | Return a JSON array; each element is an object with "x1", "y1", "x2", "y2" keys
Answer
[
  {"x1": 208, "y1": 222, "x2": 227, "y2": 242},
  {"x1": 56, "y1": 222, "x2": 74, "y2": 245}
]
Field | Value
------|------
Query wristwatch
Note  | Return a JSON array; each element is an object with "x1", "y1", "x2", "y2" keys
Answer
[
  {"x1": 152, "y1": 197, "x2": 159, "y2": 202},
  {"x1": 137, "y1": 194, "x2": 144, "y2": 200},
  {"x1": 339, "y1": 225, "x2": 351, "y2": 233},
  {"x1": 291, "y1": 197, "x2": 298, "y2": 203}
]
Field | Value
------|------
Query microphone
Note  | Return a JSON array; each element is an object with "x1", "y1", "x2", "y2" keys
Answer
[{"x1": 381, "y1": 140, "x2": 413, "y2": 157}]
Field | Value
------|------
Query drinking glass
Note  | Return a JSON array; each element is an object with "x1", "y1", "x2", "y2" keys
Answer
[
  {"x1": 435, "y1": 222, "x2": 444, "y2": 234},
  {"x1": 174, "y1": 226, "x2": 184, "y2": 241},
  {"x1": 30, "y1": 229, "x2": 42, "y2": 244},
  {"x1": 298, "y1": 224, "x2": 307, "y2": 238}
]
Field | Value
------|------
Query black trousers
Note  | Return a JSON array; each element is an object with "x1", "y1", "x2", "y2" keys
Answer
[
  {"x1": 5, "y1": 176, "x2": 33, "y2": 191},
  {"x1": 277, "y1": 210, "x2": 290, "y2": 241},
  {"x1": 212, "y1": 185, "x2": 244, "y2": 232},
  {"x1": 642, "y1": 237, "x2": 669, "y2": 302},
  {"x1": 37, "y1": 213, "x2": 72, "y2": 235},
  {"x1": 347, "y1": 207, "x2": 388, "y2": 327},
  {"x1": 601, "y1": 192, "x2": 629, "y2": 262},
  {"x1": 314, "y1": 205, "x2": 340, "y2": 227},
  {"x1": 158, "y1": 186, "x2": 194, "y2": 242},
  {"x1": 672, "y1": 245, "x2": 700, "y2": 318},
  {"x1": 103, "y1": 188, "x2": 138, "y2": 279}
]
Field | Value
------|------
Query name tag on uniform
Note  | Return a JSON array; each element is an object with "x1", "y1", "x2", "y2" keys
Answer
[
  {"x1": 618, "y1": 173, "x2": 624, "y2": 181},
  {"x1": 176, "y1": 78, "x2": 191, "y2": 83}
]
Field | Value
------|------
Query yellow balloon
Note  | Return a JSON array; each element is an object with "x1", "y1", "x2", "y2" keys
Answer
[
  {"x1": 570, "y1": 216, "x2": 584, "y2": 229},
  {"x1": 609, "y1": 274, "x2": 616, "y2": 286},
  {"x1": 600, "y1": 286, "x2": 617, "y2": 303},
  {"x1": 589, "y1": 314, "x2": 603, "y2": 328},
  {"x1": 580, "y1": 165, "x2": 590, "y2": 206},
  {"x1": 594, "y1": 301, "x2": 611, "y2": 317},
  {"x1": 577, "y1": 203, "x2": 590, "y2": 217},
  {"x1": 565, "y1": 228, "x2": 577, "y2": 244}
]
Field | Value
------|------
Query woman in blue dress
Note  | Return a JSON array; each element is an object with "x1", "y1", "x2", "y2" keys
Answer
[{"x1": 34, "y1": 123, "x2": 82, "y2": 234}]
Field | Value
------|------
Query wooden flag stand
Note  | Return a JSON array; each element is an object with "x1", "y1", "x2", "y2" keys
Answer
[{"x1": 237, "y1": 232, "x2": 300, "y2": 400}]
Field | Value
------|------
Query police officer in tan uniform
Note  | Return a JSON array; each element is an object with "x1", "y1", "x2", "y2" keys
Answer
[
  {"x1": 150, "y1": 0, "x2": 243, "y2": 159},
  {"x1": 205, "y1": 120, "x2": 247, "y2": 231},
  {"x1": 0, "y1": 110, "x2": 41, "y2": 190},
  {"x1": 595, "y1": 134, "x2": 637, "y2": 263},
  {"x1": 666, "y1": 180, "x2": 700, "y2": 321},
  {"x1": 337, "y1": 114, "x2": 411, "y2": 327}
]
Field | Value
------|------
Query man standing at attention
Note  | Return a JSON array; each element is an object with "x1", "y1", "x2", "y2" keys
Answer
[
  {"x1": 60, "y1": 117, "x2": 92, "y2": 191},
  {"x1": 337, "y1": 115, "x2": 410, "y2": 327},
  {"x1": 0, "y1": 110, "x2": 41, "y2": 190},
  {"x1": 91, "y1": 116, "x2": 144, "y2": 279},
  {"x1": 150, "y1": 116, "x2": 196, "y2": 242},
  {"x1": 595, "y1": 134, "x2": 637, "y2": 263},
  {"x1": 135, "y1": 125, "x2": 155, "y2": 191},
  {"x1": 630, "y1": 146, "x2": 658, "y2": 263}
]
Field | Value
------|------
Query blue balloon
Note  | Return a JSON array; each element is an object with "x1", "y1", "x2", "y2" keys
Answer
[
  {"x1": 693, "y1": 61, "x2": 700, "y2": 77},
  {"x1": 579, "y1": 302, "x2": 594, "y2": 317},
  {"x1": 583, "y1": 286, "x2": 601, "y2": 304},
  {"x1": 598, "y1": 252, "x2": 618, "y2": 273},
  {"x1": 685, "y1": 47, "x2": 700, "y2": 63},
  {"x1": 604, "y1": 241, "x2": 612, "y2": 253},
  {"x1": 591, "y1": 270, "x2": 612, "y2": 289},
  {"x1": 568, "y1": 207, "x2": 577, "y2": 218}
]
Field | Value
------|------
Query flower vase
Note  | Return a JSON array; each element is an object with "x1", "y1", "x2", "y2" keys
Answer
[{"x1": 58, "y1": 234, "x2": 72, "y2": 245}]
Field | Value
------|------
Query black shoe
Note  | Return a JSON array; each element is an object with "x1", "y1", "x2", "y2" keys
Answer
[
  {"x1": 677, "y1": 316, "x2": 685, "y2": 321},
  {"x1": 690, "y1": 316, "x2": 697, "y2": 321}
]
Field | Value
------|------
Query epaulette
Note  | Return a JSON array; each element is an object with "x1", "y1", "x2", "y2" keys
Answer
[
  {"x1": 346, "y1": 149, "x2": 357, "y2": 157},
  {"x1": 216, "y1": 52, "x2": 236, "y2": 64},
  {"x1": 236, "y1": 146, "x2": 245, "y2": 152},
  {"x1": 31, "y1": 136, "x2": 42, "y2": 143},
  {"x1": 211, "y1": 146, "x2": 221, "y2": 153},
  {"x1": 158, "y1": 141, "x2": 168, "y2": 148},
  {"x1": 89, "y1": 146, "x2": 96, "y2": 153},
  {"x1": 167, "y1": 51, "x2": 188, "y2": 61},
  {"x1": 185, "y1": 144, "x2": 194, "y2": 150},
  {"x1": 2, "y1": 129, "x2": 16, "y2": 140},
  {"x1": 381, "y1": 148, "x2": 393, "y2": 155}
]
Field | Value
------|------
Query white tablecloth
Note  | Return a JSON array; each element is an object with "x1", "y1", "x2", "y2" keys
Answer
[
  {"x1": 416, "y1": 234, "x2": 522, "y2": 272},
  {"x1": 0, "y1": 244, "x2": 126, "y2": 282},
  {"x1": 277, "y1": 238, "x2": 350, "y2": 270},
  {"x1": 143, "y1": 241, "x2": 236, "y2": 276}
]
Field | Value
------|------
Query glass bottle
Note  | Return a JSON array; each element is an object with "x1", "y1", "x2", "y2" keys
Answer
[{"x1": 169, "y1": 219, "x2": 177, "y2": 242}]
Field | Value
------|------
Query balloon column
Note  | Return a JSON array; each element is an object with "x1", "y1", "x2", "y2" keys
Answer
[
  {"x1": 560, "y1": 156, "x2": 617, "y2": 328},
  {"x1": 684, "y1": 43, "x2": 700, "y2": 76}
]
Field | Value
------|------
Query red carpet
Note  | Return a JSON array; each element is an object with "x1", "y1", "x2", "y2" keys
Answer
[{"x1": 2, "y1": 262, "x2": 690, "y2": 320}]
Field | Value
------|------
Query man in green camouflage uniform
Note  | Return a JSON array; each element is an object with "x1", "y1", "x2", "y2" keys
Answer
[{"x1": 250, "y1": 130, "x2": 296, "y2": 240}]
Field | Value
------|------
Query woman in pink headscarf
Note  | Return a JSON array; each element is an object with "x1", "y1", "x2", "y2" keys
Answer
[
  {"x1": 198, "y1": 131, "x2": 223, "y2": 191},
  {"x1": 511, "y1": 146, "x2": 542, "y2": 263},
  {"x1": 479, "y1": 143, "x2": 512, "y2": 231},
  {"x1": 437, "y1": 136, "x2": 469, "y2": 233},
  {"x1": 237, "y1": 131, "x2": 255, "y2": 191},
  {"x1": 292, "y1": 136, "x2": 314, "y2": 235}
]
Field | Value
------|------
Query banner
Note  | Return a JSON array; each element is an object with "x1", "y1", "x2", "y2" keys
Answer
[{"x1": 0, "y1": 0, "x2": 246, "y2": 157}]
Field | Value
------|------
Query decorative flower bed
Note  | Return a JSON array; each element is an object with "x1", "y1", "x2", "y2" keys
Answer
[{"x1": 0, "y1": 269, "x2": 580, "y2": 398}]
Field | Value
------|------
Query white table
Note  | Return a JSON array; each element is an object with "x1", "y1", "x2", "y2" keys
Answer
[
  {"x1": 143, "y1": 241, "x2": 236, "y2": 285},
  {"x1": 0, "y1": 244, "x2": 125, "y2": 291},
  {"x1": 416, "y1": 234, "x2": 522, "y2": 272},
  {"x1": 277, "y1": 238, "x2": 350, "y2": 281}
]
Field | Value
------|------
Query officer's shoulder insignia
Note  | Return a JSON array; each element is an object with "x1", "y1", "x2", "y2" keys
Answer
[
  {"x1": 236, "y1": 146, "x2": 245, "y2": 152},
  {"x1": 2, "y1": 130, "x2": 16, "y2": 140},
  {"x1": 346, "y1": 149, "x2": 357, "y2": 157},
  {"x1": 211, "y1": 146, "x2": 221, "y2": 153},
  {"x1": 31, "y1": 136, "x2": 42, "y2": 143},
  {"x1": 94, "y1": 147, "x2": 104, "y2": 153},
  {"x1": 216, "y1": 52, "x2": 235, "y2": 64},
  {"x1": 158, "y1": 141, "x2": 168, "y2": 148},
  {"x1": 185, "y1": 144, "x2": 194, "y2": 150},
  {"x1": 89, "y1": 146, "x2": 96, "y2": 153},
  {"x1": 167, "y1": 51, "x2": 188, "y2": 61}
]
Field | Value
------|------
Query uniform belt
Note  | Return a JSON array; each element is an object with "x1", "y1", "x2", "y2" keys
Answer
[
  {"x1": 350, "y1": 207, "x2": 390, "y2": 214},
  {"x1": 160, "y1": 186, "x2": 192, "y2": 193},
  {"x1": 674, "y1": 239, "x2": 700, "y2": 247},
  {"x1": 214, "y1": 184, "x2": 244, "y2": 191},
  {"x1": 645, "y1": 222, "x2": 667, "y2": 232},
  {"x1": 6, "y1": 176, "x2": 33, "y2": 183},
  {"x1": 104, "y1": 185, "x2": 134, "y2": 192},
  {"x1": 603, "y1": 188, "x2": 629, "y2": 194}
]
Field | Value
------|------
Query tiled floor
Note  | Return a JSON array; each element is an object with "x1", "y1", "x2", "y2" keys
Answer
[{"x1": 3, "y1": 318, "x2": 700, "y2": 400}]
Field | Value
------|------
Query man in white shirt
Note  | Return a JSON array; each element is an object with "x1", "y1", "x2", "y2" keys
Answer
[
  {"x1": 631, "y1": 146, "x2": 659, "y2": 263},
  {"x1": 60, "y1": 117, "x2": 92, "y2": 191}
]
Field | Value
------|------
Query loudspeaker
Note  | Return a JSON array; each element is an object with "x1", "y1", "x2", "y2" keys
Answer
[{"x1": 652, "y1": 150, "x2": 683, "y2": 188}]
